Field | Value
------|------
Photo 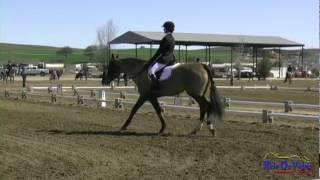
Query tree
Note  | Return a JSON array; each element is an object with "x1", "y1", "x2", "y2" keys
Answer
[
  {"x1": 56, "y1": 46, "x2": 73, "y2": 60},
  {"x1": 96, "y1": 19, "x2": 117, "y2": 64},
  {"x1": 84, "y1": 45, "x2": 98, "y2": 61},
  {"x1": 257, "y1": 55, "x2": 272, "y2": 80}
]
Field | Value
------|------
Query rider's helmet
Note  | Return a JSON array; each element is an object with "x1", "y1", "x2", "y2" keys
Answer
[{"x1": 162, "y1": 21, "x2": 175, "y2": 33}]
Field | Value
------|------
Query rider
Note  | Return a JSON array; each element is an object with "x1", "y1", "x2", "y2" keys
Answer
[{"x1": 146, "y1": 21, "x2": 176, "y2": 90}]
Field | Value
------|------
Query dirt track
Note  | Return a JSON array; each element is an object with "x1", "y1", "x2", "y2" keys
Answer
[{"x1": 0, "y1": 99, "x2": 318, "y2": 179}]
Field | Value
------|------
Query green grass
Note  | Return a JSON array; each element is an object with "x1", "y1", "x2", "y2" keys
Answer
[
  {"x1": 1, "y1": 43, "x2": 318, "y2": 65},
  {"x1": 0, "y1": 43, "x2": 234, "y2": 65},
  {"x1": 0, "y1": 43, "x2": 86, "y2": 64}
]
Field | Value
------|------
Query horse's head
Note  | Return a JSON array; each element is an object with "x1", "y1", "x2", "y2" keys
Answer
[{"x1": 101, "y1": 60, "x2": 122, "y2": 85}]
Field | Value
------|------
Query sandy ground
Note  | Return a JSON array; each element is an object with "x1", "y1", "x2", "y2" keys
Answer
[{"x1": 0, "y1": 98, "x2": 318, "y2": 179}]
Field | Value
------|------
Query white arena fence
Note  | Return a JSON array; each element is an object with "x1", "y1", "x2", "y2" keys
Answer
[
  {"x1": 28, "y1": 84, "x2": 318, "y2": 92},
  {"x1": 1, "y1": 87, "x2": 318, "y2": 123},
  {"x1": 27, "y1": 85, "x2": 319, "y2": 112}
]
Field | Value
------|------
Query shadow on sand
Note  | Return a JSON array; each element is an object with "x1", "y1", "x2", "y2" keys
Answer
[{"x1": 36, "y1": 129, "x2": 207, "y2": 138}]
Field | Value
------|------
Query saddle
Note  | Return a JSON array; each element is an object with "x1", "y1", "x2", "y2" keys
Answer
[{"x1": 150, "y1": 63, "x2": 180, "y2": 81}]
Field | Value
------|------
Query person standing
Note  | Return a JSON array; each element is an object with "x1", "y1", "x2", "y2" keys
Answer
[
  {"x1": 284, "y1": 65, "x2": 293, "y2": 83},
  {"x1": 21, "y1": 67, "x2": 27, "y2": 87}
]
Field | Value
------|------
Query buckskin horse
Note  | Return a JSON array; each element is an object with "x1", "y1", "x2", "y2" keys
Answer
[{"x1": 102, "y1": 58, "x2": 224, "y2": 136}]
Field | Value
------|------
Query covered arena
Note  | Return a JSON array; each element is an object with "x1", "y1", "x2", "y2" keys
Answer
[{"x1": 109, "y1": 31, "x2": 304, "y2": 83}]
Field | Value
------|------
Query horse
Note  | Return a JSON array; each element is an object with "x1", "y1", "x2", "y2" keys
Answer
[{"x1": 102, "y1": 58, "x2": 224, "y2": 136}]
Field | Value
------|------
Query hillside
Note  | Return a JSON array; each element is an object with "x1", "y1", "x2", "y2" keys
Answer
[
  {"x1": 0, "y1": 43, "x2": 85, "y2": 64},
  {"x1": 0, "y1": 43, "x2": 317, "y2": 65},
  {"x1": 0, "y1": 43, "x2": 234, "y2": 65}
]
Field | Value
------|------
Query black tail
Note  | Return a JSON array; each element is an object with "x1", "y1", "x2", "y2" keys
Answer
[{"x1": 202, "y1": 64, "x2": 224, "y2": 121}]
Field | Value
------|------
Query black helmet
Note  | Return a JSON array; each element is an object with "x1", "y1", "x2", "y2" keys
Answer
[{"x1": 162, "y1": 21, "x2": 175, "y2": 32}]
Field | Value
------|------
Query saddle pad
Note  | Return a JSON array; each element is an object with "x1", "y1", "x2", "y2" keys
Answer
[{"x1": 158, "y1": 63, "x2": 180, "y2": 81}]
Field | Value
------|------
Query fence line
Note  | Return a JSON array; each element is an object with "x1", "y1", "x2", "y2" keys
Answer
[
  {"x1": 29, "y1": 84, "x2": 318, "y2": 92},
  {"x1": 27, "y1": 86, "x2": 320, "y2": 108},
  {"x1": 1, "y1": 89, "x2": 318, "y2": 122}
]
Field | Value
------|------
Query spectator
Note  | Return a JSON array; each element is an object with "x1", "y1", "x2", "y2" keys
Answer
[
  {"x1": 21, "y1": 67, "x2": 27, "y2": 87},
  {"x1": 284, "y1": 65, "x2": 293, "y2": 83}
]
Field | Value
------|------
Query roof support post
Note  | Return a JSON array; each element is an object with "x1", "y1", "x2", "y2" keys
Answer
[
  {"x1": 252, "y1": 47, "x2": 255, "y2": 73},
  {"x1": 178, "y1": 45, "x2": 181, "y2": 63},
  {"x1": 230, "y1": 47, "x2": 234, "y2": 86},
  {"x1": 149, "y1": 43, "x2": 153, "y2": 58},
  {"x1": 278, "y1": 47, "x2": 281, "y2": 78},
  {"x1": 135, "y1": 44, "x2": 138, "y2": 58},
  {"x1": 205, "y1": 46, "x2": 208, "y2": 64},
  {"x1": 255, "y1": 48, "x2": 258, "y2": 74},
  {"x1": 208, "y1": 46, "x2": 211, "y2": 65},
  {"x1": 185, "y1": 45, "x2": 188, "y2": 63},
  {"x1": 301, "y1": 46, "x2": 304, "y2": 71}
]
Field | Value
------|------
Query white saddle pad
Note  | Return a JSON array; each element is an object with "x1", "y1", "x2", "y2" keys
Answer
[{"x1": 158, "y1": 63, "x2": 180, "y2": 81}]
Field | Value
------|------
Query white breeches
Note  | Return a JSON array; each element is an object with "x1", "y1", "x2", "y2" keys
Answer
[{"x1": 148, "y1": 62, "x2": 166, "y2": 77}]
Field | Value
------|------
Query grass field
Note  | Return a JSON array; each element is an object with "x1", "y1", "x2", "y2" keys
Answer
[
  {"x1": 1, "y1": 42, "x2": 318, "y2": 65},
  {"x1": 0, "y1": 43, "x2": 235, "y2": 65}
]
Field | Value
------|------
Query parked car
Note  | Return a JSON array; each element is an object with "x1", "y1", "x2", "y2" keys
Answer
[{"x1": 25, "y1": 66, "x2": 49, "y2": 76}]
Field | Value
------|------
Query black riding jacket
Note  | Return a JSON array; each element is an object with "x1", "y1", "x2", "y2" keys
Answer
[{"x1": 148, "y1": 33, "x2": 175, "y2": 66}]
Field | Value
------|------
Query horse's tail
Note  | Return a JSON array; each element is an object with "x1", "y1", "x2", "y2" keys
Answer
[{"x1": 202, "y1": 64, "x2": 224, "y2": 122}]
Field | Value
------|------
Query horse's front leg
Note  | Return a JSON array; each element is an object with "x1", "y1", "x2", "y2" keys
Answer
[
  {"x1": 120, "y1": 96, "x2": 147, "y2": 131},
  {"x1": 149, "y1": 97, "x2": 166, "y2": 134}
]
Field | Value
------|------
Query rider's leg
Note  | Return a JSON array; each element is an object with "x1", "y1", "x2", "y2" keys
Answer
[{"x1": 148, "y1": 63, "x2": 166, "y2": 90}]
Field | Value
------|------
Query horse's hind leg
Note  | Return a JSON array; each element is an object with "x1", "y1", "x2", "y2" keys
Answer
[
  {"x1": 207, "y1": 107, "x2": 216, "y2": 136},
  {"x1": 189, "y1": 96, "x2": 208, "y2": 135},
  {"x1": 149, "y1": 97, "x2": 166, "y2": 134}
]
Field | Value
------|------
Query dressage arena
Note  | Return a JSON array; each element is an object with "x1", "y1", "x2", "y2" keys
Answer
[{"x1": 0, "y1": 76, "x2": 318, "y2": 179}]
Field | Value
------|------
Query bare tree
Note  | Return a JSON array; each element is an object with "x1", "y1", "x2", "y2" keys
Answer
[{"x1": 96, "y1": 19, "x2": 117, "y2": 64}]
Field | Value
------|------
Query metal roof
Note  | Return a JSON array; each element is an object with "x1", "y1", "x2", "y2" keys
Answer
[{"x1": 110, "y1": 31, "x2": 303, "y2": 47}]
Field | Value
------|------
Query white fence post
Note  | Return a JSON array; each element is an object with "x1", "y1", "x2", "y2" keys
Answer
[
  {"x1": 284, "y1": 101, "x2": 293, "y2": 112},
  {"x1": 262, "y1": 109, "x2": 273, "y2": 123},
  {"x1": 111, "y1": 82, "x2": 115, "y2": 90},
  {"x1": 120, "y1": 91, "x2": 126, "y2": 99},
  {"x1": 114, "y1": 98, "x2": 124, "y2": 109},
  {"x1": 4, "y1": 89, "x2": 10, "y2": 97},
  {"x1": 174, "y1": 95, "x2": 182, "y2": 106},
  {"x1": 98, "y1": 90, "x2": 106, "y2": 107},
  {"x1": 241, "y1": 85, "x2": 245, "y2": 91},
  {"x1": 90, "y1": 90, "x2": 96, "y2": 97},
  {"x1": 160, "y1": 102, "x2": 166, "y2": 113},
  {"x1": 224, "y1": 98, "x2": 231, "y2": 108}
]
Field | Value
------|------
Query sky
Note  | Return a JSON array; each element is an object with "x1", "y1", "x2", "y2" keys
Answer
[{"x1": 0, "y1": 0, "x2": 318, "y2": 49}]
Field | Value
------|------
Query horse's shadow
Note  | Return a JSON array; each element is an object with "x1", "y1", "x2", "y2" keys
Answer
[
  {"x1": 37, "y1": 129, "x2": 175, "y2": 137},
  {"x1": 36, "y1": 129, "x2": 203, "y2": 138}
]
